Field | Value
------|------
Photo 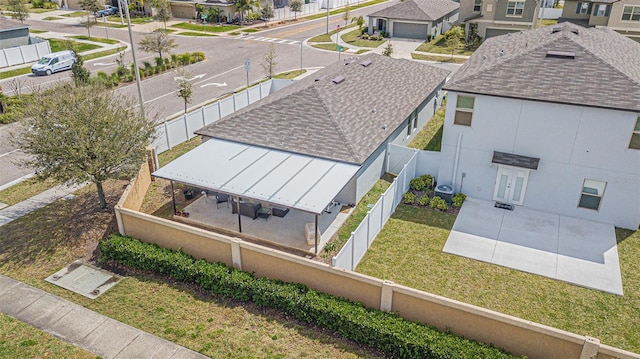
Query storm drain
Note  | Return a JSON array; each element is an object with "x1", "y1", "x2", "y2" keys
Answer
[{"x1": 45, "y1": 261, "x2": 122, "y2": 299}]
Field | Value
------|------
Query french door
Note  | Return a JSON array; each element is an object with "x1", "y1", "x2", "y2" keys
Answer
[{"x1": 493, "y1": 165, "x2": 530, "y2": 205}]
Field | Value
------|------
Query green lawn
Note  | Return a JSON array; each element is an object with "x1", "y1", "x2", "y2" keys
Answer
[
  {"x1": 242, "y1": 28, "x2": 259, "y2": 33},
  {"x1": 340, "y1": 29, "x2": 385, "y2": 48},
  {"x1": 273, "y1": 69, "x2": 306, "y2": 79},
  {"x1": 177, "y1": 31, "x2": 217, "y2": 37},
  {"x1": 357, "y1": 205, "x2": 640, "y2": 353},
  {"x1": 29, "y1": 29, "x2": 48, "y2": 33},
  {"x1": 61, "y1": 10, "x2": 85, "y2": 17},
  {"x1": 42, "y1": 16, "x2": 63, "y2": 20},
  {"x1": 311, "y1": 43, "x2": 343, "y2": 51},
  {"x1": 415, "y1": 35, "x2": 475, "y2": 56},
  {"x1": 408, "y1": 106, "x2": 444, "y2": 151},
  {"x1": 411, "y1": 52, "x2": 468, "y2": 63},
  {"x1": 49, "y1": 39, "x2": 101, "y2": 53},
  {"x1": 106, "y1": 15, "x2": 153, "y2": 24},
  {"x1": 0, "y1": 313, "x2": 95, "y2": 359},
  {"x1": 94, "y1": 22, "x2": 128, "y2": 28},
  {"x1": 0, "y1": 67, "x2": 31, "y2": 80},
  {"x1": 171, "y1": 23, "x2": 242, "y2": 33},
  {"x1": 68, "y1": 35, "x2": 119, "y2": 44},
  {"x1": 308, "y1": 23, "x2": 356, "y2": 42},
  {"x1": 0, "y1": 177, "x2": 59, "y2": 206}
]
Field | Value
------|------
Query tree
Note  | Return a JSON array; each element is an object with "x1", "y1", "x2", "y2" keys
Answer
[
  {"x1": 71, "y1": 50, "x2": 91, "y2": 86},
  {"x1": 175, "y1": 68, "x2": 193, "y2": 114},
  {"x1": 260, "y1": 4, "x2": 273, "y2": 26},
  {"x1": 351, "y1": 15, "x2": 364, "y2": 32},
  {"x1": 444, "y1": 26, "x2": 464, "y2": 58},
  {"x1": 261, "y1": 43, "x2": 277, "y2": 79},
  {"x1": 206, "y1": 7, "x2": 221, "y2": 24},
  {"x1": 382, "y1": 41, "x2": 393, "y2": 57},
  {"x1": 14, "y1": 83, "x2": 157, "y2": 209},
  {"x1": 7, "y1": 0, "x2": 29, "y2": 23},
  {"x1": 289, "y1": 0, "x2": 302, "y2": 20},
  {"x1": 152, "y1": 0, "x2": 172, "y2": 29},
  {"x1": 234, "y1": 0, "x2": 260, "y2": 23},
  {"x1": 139, "y1": 29, "x2": 177, "y2": 65},
  {"x1": 79, "y1": 0, "x2": 101, "y2": 37},
  {"x1": 342, "y1": 2, "x2": 350, "y2": 26}
]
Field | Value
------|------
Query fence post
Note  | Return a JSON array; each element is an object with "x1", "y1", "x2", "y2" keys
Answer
[
  {"x1": 579, "y1": 337, "x2": 600, "y2": 359},
  {"x1": 331, "y1": 256, "x2": 336, "y2": 267},
  {"x1": 217, "y1": 102, "x2": 222, "y2": 120},
  {"x1": 380, "y1": 280, "x2": 395, "y2": 312},
  {"x1": 366, "y1": 210, "x2": 371, "y2": 248},
  {"x1": 201, "y1": 106, "x2": 206, "y2": 127},
  {"x1": 380, "y1": 194, "x2": 385, "y2": 227},
  {"x1": 164, "y1": 121, "x2": 171, "y2": 150},
  {"x1": 18, "y1": 46, "x2": 25, "y2": 65},
  {"x1": 230, "y1": 238, "x2": 243, "y2": 270},
  {"x1": 233, "y1": 93, "x2": 237, "y2": 111},
  {"x1": 349, "y1": 233, "x2": 355, "y2": 271}
]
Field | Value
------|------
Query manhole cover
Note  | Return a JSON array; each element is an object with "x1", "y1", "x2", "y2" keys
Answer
[{"x1": 45, "y1": 261, "x2": 122, "y2": 299}]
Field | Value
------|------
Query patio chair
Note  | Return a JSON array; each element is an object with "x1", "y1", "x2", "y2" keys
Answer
[{"x1": 216, "y1": 194, "x2": 229, "y2": 209}]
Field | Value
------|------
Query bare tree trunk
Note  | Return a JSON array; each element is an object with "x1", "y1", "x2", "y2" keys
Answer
[{"x1": 96, "y1": 181, "x2": 107, "y2": 209}]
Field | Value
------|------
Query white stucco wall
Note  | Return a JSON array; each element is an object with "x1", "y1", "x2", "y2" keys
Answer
[{"x1": 438, "y1": 92, "x2": 640, "y2": 229}]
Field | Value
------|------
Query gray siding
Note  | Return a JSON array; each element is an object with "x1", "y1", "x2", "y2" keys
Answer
[
  {"x1": 493, "y1": 0, "x2": 537, "y2": 22},
  {"x1": 438, "y1": 92, "x2": 640, "y2": 229}
]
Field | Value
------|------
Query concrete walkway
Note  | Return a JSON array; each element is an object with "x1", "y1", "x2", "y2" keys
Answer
[{"x1": 0, "y1": 275, "x2": 208, "y2": 358}]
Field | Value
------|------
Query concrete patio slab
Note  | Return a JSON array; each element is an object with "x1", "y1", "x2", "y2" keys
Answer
[{"x1": 443, "y1": 197, "x2": 623, "y2": 295}]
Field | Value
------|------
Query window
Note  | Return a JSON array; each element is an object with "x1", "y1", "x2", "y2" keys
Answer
[
  {"x1": 412, "y1": 110, "x2": 418, "y2": 131},
  {"x1": 593, "y1": 4, "x2": 609, "y2": 16},
  {"x1": 629, "y1": 116, "x2": 640, "y2": 149},
  {"x1": 577, "y1": 2, "x2": 590, "y2": 14},
  {"x1": 454, "y1": 95, "x2": 474, "y2": 126},
  {"x1": 578, "y1": 179, "x2": 606, "y2": 210},
  {"x1": 506, "y1": 0, "x2": 525, "y2": 16},
  {"x1": 407, "y1": 117, "x2": 412, "y2": 136},
  {"x1": 622, "y1": 5, "x2": 640, "y2": 21},
  {"x1": 474, "y1": 0, "x2": 482, "y2": 12}
]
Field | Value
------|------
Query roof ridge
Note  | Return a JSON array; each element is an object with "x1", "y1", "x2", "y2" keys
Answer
[{"x1": 314, "y1": 86, "x2": 361, "y2": 163}]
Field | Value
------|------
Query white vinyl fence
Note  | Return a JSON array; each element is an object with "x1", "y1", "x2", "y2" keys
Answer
[
  {"x1": 332, "y1": 144, "x2": 424, "y2": 271},
  {"x1": 151, "y1": 79, "x2": 292, "y2": 154},
  {"x1": 0, "y1": 39, "x2": 51, "y2": 69}
]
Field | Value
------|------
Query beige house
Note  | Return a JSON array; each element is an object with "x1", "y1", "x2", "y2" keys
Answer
[
  {"x1": 458, "y1": 0, "x2": 538, "y2": 38},
  {"x1": 559, "y1": 0, "x2": 640, "y2": 40}
]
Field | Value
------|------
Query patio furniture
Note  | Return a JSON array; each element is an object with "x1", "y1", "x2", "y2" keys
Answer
[
  {"x1": 304, "y1": 222, "x2": 321, "y2": 246},
  {"x1": 257, "y1": 207, "x2": 271, "y2": 221},
  {"x1": 216, "y1": 193, "x2": 229, "y2": 209},
  {"x1": 272, "y1": 207, "x2": 289, "y2": 218},
  {"x1": 231, "y1": 199, "x2": 262, "y2": 220}
]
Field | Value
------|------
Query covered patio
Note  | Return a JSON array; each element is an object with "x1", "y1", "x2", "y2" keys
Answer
[
  {"x1": 443, "y1": 198, "x2": 623, "y2": 295},
  {"x1": 153, "y1": 139, "x2": 359, "y2": 255}
]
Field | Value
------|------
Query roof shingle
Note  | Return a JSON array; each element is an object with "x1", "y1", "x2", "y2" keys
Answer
[
  {"x1": 367, "y1": 0, "x2": 459, "y2": 22},
  {"x1": 444, "y1": 22, "x2": 640, "y2": 113},
  {"x1": 196, "y1": 54, "x2": 450, "y2": 164}
]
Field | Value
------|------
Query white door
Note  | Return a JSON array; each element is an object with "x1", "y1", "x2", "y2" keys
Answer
[{"x1": 493, "y1": 165, "x2": 529, "y2": 205}]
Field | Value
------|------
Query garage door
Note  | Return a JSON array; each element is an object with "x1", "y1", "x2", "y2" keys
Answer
[
  {"x1": 485, "y1": 28, "x2": 520, "y2": 39},
  {"x1": 393, "y1": 22, "x2": 428, "y2": 39}
]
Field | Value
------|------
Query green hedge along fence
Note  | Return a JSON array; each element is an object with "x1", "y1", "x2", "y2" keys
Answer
[{"x1": 99, "y1": 235, "x2": 524, "y2": 359}]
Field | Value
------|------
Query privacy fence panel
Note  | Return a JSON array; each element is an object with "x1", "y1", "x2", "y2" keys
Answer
[
  {"x1": 166, "y1": 118, "x2": 189, "y2": 148},
  {"x1": 352, "y1": 221, "x2": 369, "y2": 268},
  {"x1": 234, "y1": 92, "x2": 249, "y2": 109},
  {"x1": 416, "y1": 151, "x2": 441, "y2": 177},
  {"x1": 333, "y1": 238, "x2": 353, "y2": 270},
  {"x1": 21, "y1": 46, "x2": 39, "y2": 63},
  {"x1": 219, "y1": 97, "x2": 236, "y2": 118},
  {"x1": 383, "y1": 183, "x2": 397, "y2": 223},
  {"x1": 185, "y1": 111, "x2": 204, "y2": 139},
  {"x1": 0, "y1": 39, "x2": 51, "y2": 69},
  {"x1": 387, "y1": 144, "x2": 416, "y2": 174},
  {"x1": 4, "y1": 47, "x2": 23, "y2": 67},
  {"x1": 203, "y1": 103, "x2": 220, "y2": 125},
  {"x1": 368, "y1": 200, "x2": 383, "y2": 243}
]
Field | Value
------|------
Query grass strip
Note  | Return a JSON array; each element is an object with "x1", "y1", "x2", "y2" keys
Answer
[
  {"x1": 305, "y1": 0, "x2": 389, "y2": 20},
  {"x1": 340, "y1": 29, "x2": 385, "y2": 48},
  {"x1": 411, "y1": 53, "x2": 467, "y2": 64},
  {"x1": 68, "y1": 35, "x2": 119, "y2": 44},
  {"x1": 273, "y1": 69, "x2": 306, "y2": 79},
  {"x1": 29, "y1": 29, "x2": 48, "y2": 33},
  {"x1": 408, "y1": 106, "x2": 444, "y2": 151},
  {"x1": 0, "y1": 67, "x2": 31, "y2": 80},
  {"x1": 100, "y1": 235, "x2": 523, "y2": 359},
  {"x1": 81, "y1": 46, "x2": 127, "y2": 61},
  {"x1": 171, "y1": 23, "x2": 241, "y2": 33},
  {"x1": 177, "y1": 31, "x2": 217, "y2": 37},
  {"x1": 311, "y1": 43, "x2": 343, "y2": 51},
  {"x1": 49, "y1": 39, "x2": 101, "y2": 53}
]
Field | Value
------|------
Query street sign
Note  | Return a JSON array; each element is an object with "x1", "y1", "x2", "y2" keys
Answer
[
  {"x1": 244, "y1": 58, "x2": 250, "y2": 72},
  {"x1": 337, "y1": 45, "x2": 345, "y2": 52}
]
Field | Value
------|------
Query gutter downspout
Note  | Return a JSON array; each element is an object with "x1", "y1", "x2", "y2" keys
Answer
[{"x1": 451, "y1": 133, "x2": 462, "y2": 192}]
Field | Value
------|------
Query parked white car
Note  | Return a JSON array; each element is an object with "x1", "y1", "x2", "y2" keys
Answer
[{"x1": 31, "y1": 50, "x2": 76, "y2": 76}]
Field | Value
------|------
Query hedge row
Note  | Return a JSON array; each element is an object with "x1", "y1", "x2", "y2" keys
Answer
[{"x1": 99, "y1": 235, "x2": 524, "y2": 359}]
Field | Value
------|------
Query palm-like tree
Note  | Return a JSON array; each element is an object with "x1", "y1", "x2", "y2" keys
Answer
[
  {"x1": 234, "y1": 0, "x2": 260, "y2": 23},
  {"x1": 206, "y1": 7, "x2": 221, "y2": 23}
]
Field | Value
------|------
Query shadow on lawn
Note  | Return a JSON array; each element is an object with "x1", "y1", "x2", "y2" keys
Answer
[{"x1": 390, "y1": 204, "x2": 456, "y2": 231}]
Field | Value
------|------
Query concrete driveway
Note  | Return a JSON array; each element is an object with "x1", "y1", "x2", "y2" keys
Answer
[{"x1": 443, "y1": 197, "x2": 623, "y2": 295}]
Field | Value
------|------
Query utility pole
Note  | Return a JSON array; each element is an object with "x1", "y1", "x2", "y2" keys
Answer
[
  {"x1": 326, "y1": 0, "x2": 330, "y2": 33},
  {"x1": 121, "y1": 0, "x2": 145, "y2": 119}
]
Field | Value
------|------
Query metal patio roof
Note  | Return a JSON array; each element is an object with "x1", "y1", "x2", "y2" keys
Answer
[{"x1": 152, "y1": 139, "x2": 359, "y2": 214}]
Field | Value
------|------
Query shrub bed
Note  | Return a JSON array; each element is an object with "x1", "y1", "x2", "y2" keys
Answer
[{"x1": 99, "y1": 235, "x2": 523, "y2": 359}]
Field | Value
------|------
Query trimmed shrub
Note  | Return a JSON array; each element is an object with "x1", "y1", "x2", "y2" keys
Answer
[
  {"x1": 179, "y1": 53, "x2": 192, "y2": 65},
  {"x1": 410, "y1": 177, "x2": 426, "y2": 191},
  {"x1": 99, "y1": 235, "x2": 522, "y2": 359},
  {"x1": 403, "y1": 191, "x2": 416, "y2": 204},
  {"x1": 191, "y1": 51, "x2": 206, "y2": 62},
  {"x1": 430, "y1": 196, "x2": 449, "y2": 211},
  {"x1": 421, "y1": 174, "x2": 434, "y2": 188},
  {"x1": 418, "y1": 195, "x2": 430, "y2": 206},
  {"x1": 453, "y1": 192, "x2": 467, "y2": 207}
]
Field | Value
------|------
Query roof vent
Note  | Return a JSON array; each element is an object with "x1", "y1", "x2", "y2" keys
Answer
[
  {"x1": 332, "y1": 76, "x2": 345, "y2": 84},
  {"x1": 551, "y1": 27, "x2": 562, "y2": 34},
  {"x1": 571, "y1": 28, "x2": 579, "y2": 35},
  {"x1": 482, "y1": 55, "x2": 488, "y2": 60},
  {"x1": 314, "y1": 75, "x2": 328, "y2": 82},
  {"x1": 361, "y1": 60, "x2": 372, "y2": 67},
  {"x1": 345, "y1": 58, "x2": 357, "y2": 65},
  {"x1": 499, "y1": 49, "x2": 504, "y2": 56},
  {"x1": 546, "y1": 50, "x2": 575, "y2": 59}
]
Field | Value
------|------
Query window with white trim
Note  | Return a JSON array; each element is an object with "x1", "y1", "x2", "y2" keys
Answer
[
  {"x1": 622, "y1": 5, "x2": 640, "y2": 21},
  {"x1": 594, "y1": 3, "x2": 609, "y2": 16},
  {"x1": 629, "y1": 115, "x2": 640, "y2": 150},
  {"x1": 506, "y1": 0, "x2": 525, "y2": 16},
  {"x1": 454, "y1": 95, "x2": 474, "y2": 126},
  {"x1": 407, "y1": 117, "x2": 412, "y2": 136},
  {"x1": 578, "y1": 179, "x2": 606, "y2": 210},
  {"x1": 577, "y1": 2, "x2": 590, "y2": 14},
  {"x1": 474, "y1": 0, "x2": 482, "y2": 12}
]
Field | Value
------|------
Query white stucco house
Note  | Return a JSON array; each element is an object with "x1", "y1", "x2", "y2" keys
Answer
[
  {"x1": 367, "y1": 0, "x2": 459, "y2": 39},
  {"x1": 437, "y1": 22, "x2": 640, "y2": 230}
]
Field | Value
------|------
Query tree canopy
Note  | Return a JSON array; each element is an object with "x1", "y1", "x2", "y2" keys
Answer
[
  {"x1": 7, "y1": 0, "x2": 29, "y2": 23},
  {"x1": 289, "y1": 0, "x2": 302, "y2": 20},
  {"x1": 139, "y1": 29, "x2": 177, "y2": 64},
  {"x1": 14, "y1": 83, "x2": 157, "y2": 209}
]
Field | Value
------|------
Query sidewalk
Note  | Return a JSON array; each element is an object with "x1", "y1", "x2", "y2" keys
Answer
[
  {"x1": 0, "y1": 275, "x2": 208, "y2": 359},
  {"x1": 0, "y1": 182, "x2": 85, "y2": 226}
]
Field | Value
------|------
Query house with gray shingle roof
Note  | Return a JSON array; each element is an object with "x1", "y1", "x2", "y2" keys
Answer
[
  {"x1": 559, "y1": 0, "x2": 640, "y2": 42},
  {"x1": 194, "y1": 53, "x2": 449, "y2": 205},
  {"x1": 366, "y1": 0, "x2": 459, "y2": 39},
  {"x1": 437, "y1": 22, "x2": 640, "y2": 229}
]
